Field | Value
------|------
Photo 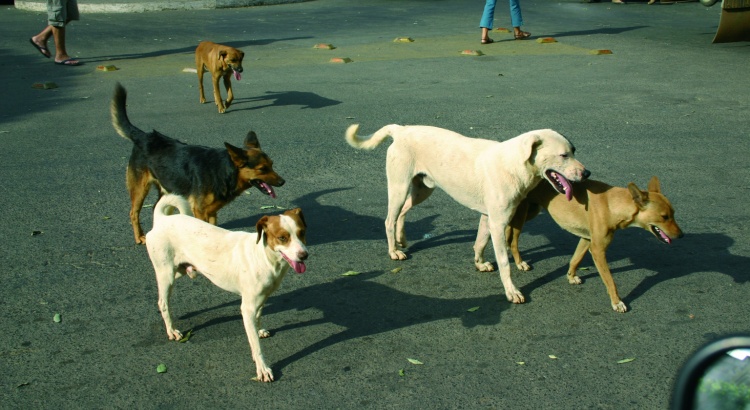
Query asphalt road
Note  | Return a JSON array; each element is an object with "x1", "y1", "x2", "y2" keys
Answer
[{"x1": 1, "y1": 0, "x2": 749, "y2": 408}]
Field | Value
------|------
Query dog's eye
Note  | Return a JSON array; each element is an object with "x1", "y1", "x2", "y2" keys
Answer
[
  {"x1": 662, "y1": 215, "x2": 669, "y2": 221},
  {"x1": 560, "y1": 153, "x2": 569, "y2": 158},
  {"x1": 278, "y1": 235, "x2": 288, "y2": 243}
]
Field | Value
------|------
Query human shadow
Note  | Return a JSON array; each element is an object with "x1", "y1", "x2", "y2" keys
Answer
[
  {"x1": 82, "y1": 37, "x2": 312, "y2": 63},
  {"x1": 547, "y1": 25, "x2": 649, "y2": 39},
  {"x1": 232, "y1": 91, "x2": 342, "y2": 111},
  {"x1": 184, "y1": 270, "x2": 504, "y2": 379}
]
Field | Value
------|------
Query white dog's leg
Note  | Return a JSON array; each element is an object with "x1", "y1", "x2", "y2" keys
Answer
[
  {"x1": 385, "y1": 172, "x2": 412, "y2": 261},
  {"x1": 241, "y1": 298, "x2": 274, "y2": 382},
  {"x1": 487, "y1": 214, "x2": 525, "y2": 304},
  {"x1": 473, "y1": 215, "x2": 495, "y2": 272},
  {"x1": 155, "y1": 268, "x2": 183, "y2": 340}
]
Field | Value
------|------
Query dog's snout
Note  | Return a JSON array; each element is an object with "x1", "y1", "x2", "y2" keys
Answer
[
  {"x1": 583, "y1": 169, "x2": 591, "y2": 180},
  {"x1": 234, "y1": 67, "x2": 243, "y2": 73},
  {"x1": 298, "y1": 250, "x2": 309, "y2": 260},
  {"x1": 277, "y1": 177, "x2": 286, "y2": 187}
]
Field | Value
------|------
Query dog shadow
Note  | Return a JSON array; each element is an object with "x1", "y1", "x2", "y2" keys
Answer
[
  {"x1": 509, "y1": 218, "x2": 750, "y2": 306},
  {"x1": 223, "y1": 188, "x2": 445, "y2": 247},
  {"x1": 232, "y1": 91, "x2": 342, "y2": 111},
  {"x1": 184, "y1": 270, "x2": 504, "y2": 379},
  {"x1": 83, "y1": 37, "x2": 312, "y2": 63}
]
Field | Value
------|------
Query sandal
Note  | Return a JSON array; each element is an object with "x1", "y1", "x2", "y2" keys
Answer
[
  {"x1": 514, "y1": 31, "x2": 531, "y2": 40},
  {"x1": 30, "y1": 38, "x2": 51, "y2": 58},
  {"x1": 481, "y1": 38, "x2": 494, "y2": 44}
]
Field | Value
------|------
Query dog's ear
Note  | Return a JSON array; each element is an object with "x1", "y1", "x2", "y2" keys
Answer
[
  {"x1": 628, "y1": 182, "x2": 650, "y2": 209},
  {"x1": 284, "y1": 208, "x2": 306, "y2": 228},
  {"x1": 218, "y1": 49, "x2": 227, "y2": 61},
  {"x1": 647, "y1": 176, "x2": 662, "y2": 194},
  {"x1": 244, "y1": 131, "x2": 261, "y2": 150},
  {"x1": 256, "y1": 215, "x2": 269, "y2": 244},
  {"x1": 521, "y1": 133, "x2": 543, "y2": 163},
  {"x1": 224, "y1": 142, "x2": 247, "y2": 166}
]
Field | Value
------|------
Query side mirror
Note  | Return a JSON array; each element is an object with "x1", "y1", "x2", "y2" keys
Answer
[{"x1": 672, "y1": 335, "x2": 750, "y2": 409}]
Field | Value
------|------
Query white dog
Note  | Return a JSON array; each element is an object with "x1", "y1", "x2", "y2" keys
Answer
[
  {"x1": 345, "y1": 124, "x2": 589, "y2": 304},
  {"x1": 145, "y1": 194, "x2": 308, "y2": 382}
]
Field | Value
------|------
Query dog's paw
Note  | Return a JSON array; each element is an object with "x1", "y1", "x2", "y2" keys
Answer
[
  {"x1": 612, "y1": 301, "x2": 628, "y2": 313},
  {"x1": 136, "y1": 235, "x2": 147, "y2": 245},
  {"x1": 167, "y1": 329, "x2": 183, "y2": 341},
  {"x1": 506, "y1": 289, "x2": 525, "y2": 304},
  {"x1": 567, "y1": 274, "x2": 582, "y2": 285},
  {"x1": 475, "y1": 262, "x2": 495, "y2": 272},
  {"x1": 516, "y1": 261, "x2": 532, "y2": 271},
  {"x1": 389, "y1": 250, "x2": 407, "y2": 260},
  {"x1": 258, "y1": 329, "x2": 271, "y2": 339},
  {"x1": 255, "y1": 366, "x2": 274, "y2": 383}
]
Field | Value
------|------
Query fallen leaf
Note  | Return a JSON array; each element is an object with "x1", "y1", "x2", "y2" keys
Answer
[
  {"x1": 467, "y1": 306, "x2": 480, "y2": 312},
  {"x1": 156, "y1": 363, "x2": 167, "y2": 373},
  {"x1": 53, "y1": 313, "x2": 61, "y2": 323},
  {"x1": 341, "y1": 271, "x2": 361, "y2": 276},
  {"x1": 407, "y1": 358, "x2": 423, "y2": 365},
  {"x1": 617, "y1": 358, "x2": 635, "y2": 364},
  {"x1": 516, "y1": 361, "x2": 525, "y2": 365},
  {"x1": 399, "y1": 369, "x2": 405, "y2": 377},
  {"x1": 178, "y1": 329, "x2": 193, "y2": 343},
  {"x1": 260, "y1": 205, "x2": 276, "y2": 210},
  {"x1": 31, "y1": 230, "x2": 43, "y2": 236},
  {"x1": 548, "y1": 355, "x2": 558, "y2": 359},
  {"x1": 390, "y1": 267, "x2": 402, "y2": 274}
]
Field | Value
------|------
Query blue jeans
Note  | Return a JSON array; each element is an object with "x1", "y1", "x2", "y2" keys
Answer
[{"x1": 480, "y1": 0, "x2": 523, "y2": 29}]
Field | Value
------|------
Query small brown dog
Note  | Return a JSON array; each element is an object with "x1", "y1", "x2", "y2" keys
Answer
[
  {"x1": 507, "y1": 176, "x2": 683, "y2": 312},
  {"x1": 196, "y1": 41, "x2": 245, "y2": 113}
]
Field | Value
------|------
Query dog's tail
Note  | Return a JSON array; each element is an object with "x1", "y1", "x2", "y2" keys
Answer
[
  {"x1": 345, "y1": 124, "x2": 401, "y2": 150},
  {"x1": 152, "y1": 194, "x2": 193, "y2": 227},
  {"x1": 110, "y1": 82, "x2": 148, "y2": 144}
]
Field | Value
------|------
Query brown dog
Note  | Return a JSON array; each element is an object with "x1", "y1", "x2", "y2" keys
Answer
[
  {"x1": 196, "y1": 41, "x2": 245, "y2": 113},
  {"x1": 507, "y1": 176, "x2": 683, "y2": 312},
  {"x1": 110, "y1": 83, "x2": 285, "y2": 244}
]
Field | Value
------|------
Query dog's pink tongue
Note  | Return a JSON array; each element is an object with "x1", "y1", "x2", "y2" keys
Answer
[
  {"x1": 558, "y1": 174, "x2": 573, "y2": 201},
  {"x1": 291, "y1": 260, "x2": 306, "y2": 274},
  {"x1": 260, "y1": 182, "x2": 276, "y2": 199},
  {"x1": 659, "y1": 230, "x2": 672, "y2": 244},
  {"x1": 233, "y1": 69, "x2": 241, "y2": 81}
]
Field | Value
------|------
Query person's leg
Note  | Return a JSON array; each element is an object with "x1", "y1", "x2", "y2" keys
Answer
[
  {"x1": 480, "y1": 0, "x2": 497, "y2": 42},
  {"x1": 31, "y1": 25, "x2": 53, "y2": 57},
  {"x1": 47, "y1": 0, "x2": 79, "y2": 63},
  {"x1": 509, "y1": 0, "x2": 530, "y2": 38}
]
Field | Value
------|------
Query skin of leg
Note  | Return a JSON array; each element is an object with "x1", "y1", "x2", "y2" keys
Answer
[
  {"x1": 473, "y1": 215, "x2": 494, "y2": 272},
  {"x1": 212, "y1": 73, "x2": 226, "y2": 112},
  {"x1": 240, "y1": 298, "x2": 274, "y2": 382},
  {"x1": 223, "y1": 73, "x2": 234, "y2": 108},
  {"x1": 197, "y1": 60, "x2": 207, "y2": 103},
  {"x1": 487, "y1": 212, "x2": 525, "y2": 303},
  {"x1": 394, "y1": 178, "x2": 434, "y2": 248},
  {"x1": 51, "y1": 26, "x2": 75, "y2": 62},
  {"x1": 32, "y1": 26, "x2": 53, "y2": 49}
]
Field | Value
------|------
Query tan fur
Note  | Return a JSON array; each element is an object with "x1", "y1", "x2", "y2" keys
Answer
[
  {"x1": 145, "y1": 194, "x2": 308, "y2": 382},
  {"x1": 507, "y1": 176, "x2": 683, "y2": 312},
  {"x1": 346, "y1": 124, "x2": 589, "y2": 304},
  {"x1": 196, "y1": 41, "x2": 245, "y2": 113}
]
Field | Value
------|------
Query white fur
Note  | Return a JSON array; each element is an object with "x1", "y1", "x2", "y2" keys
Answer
[
  {"x1": 145, "y1": 194, "x2": 308, "y2": 382},
  {"x1": 346, "y1": 124, "x2": 588, "y2": 304}
]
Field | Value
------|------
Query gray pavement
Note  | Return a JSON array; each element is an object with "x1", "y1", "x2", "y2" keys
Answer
[{"x1": 2, "y1": 0, "x2": 749, "y2": 408}]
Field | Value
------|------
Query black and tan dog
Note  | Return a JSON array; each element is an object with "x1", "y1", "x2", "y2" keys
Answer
[
  {"x1": 507, "y1": 176, "x2": 683, "y2": 312},
  {"x1": 110, "y1": 83, "x2": 285, "y2": 244},
  {"x1": 196, "y1": 41, "x2": 245, "y2": 113}
]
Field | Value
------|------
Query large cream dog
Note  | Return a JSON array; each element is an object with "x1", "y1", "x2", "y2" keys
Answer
[
  {"x1": 145, "y1": 194, "x2": 308, "y2": 382},
  {"x1": 345, "y1": 124, "x2": 589, "y2": 304}
]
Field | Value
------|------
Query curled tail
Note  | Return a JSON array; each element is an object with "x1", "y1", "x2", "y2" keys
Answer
[
  {"x1": 152, "y1": 194, "x2": 193, "y2": 228},
  {"x1": 345, "y1": 124, "x2": 401, "y2": 150},
  {"x1": 110, "y1": 82, "x2": 147, "y2": 143}
]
